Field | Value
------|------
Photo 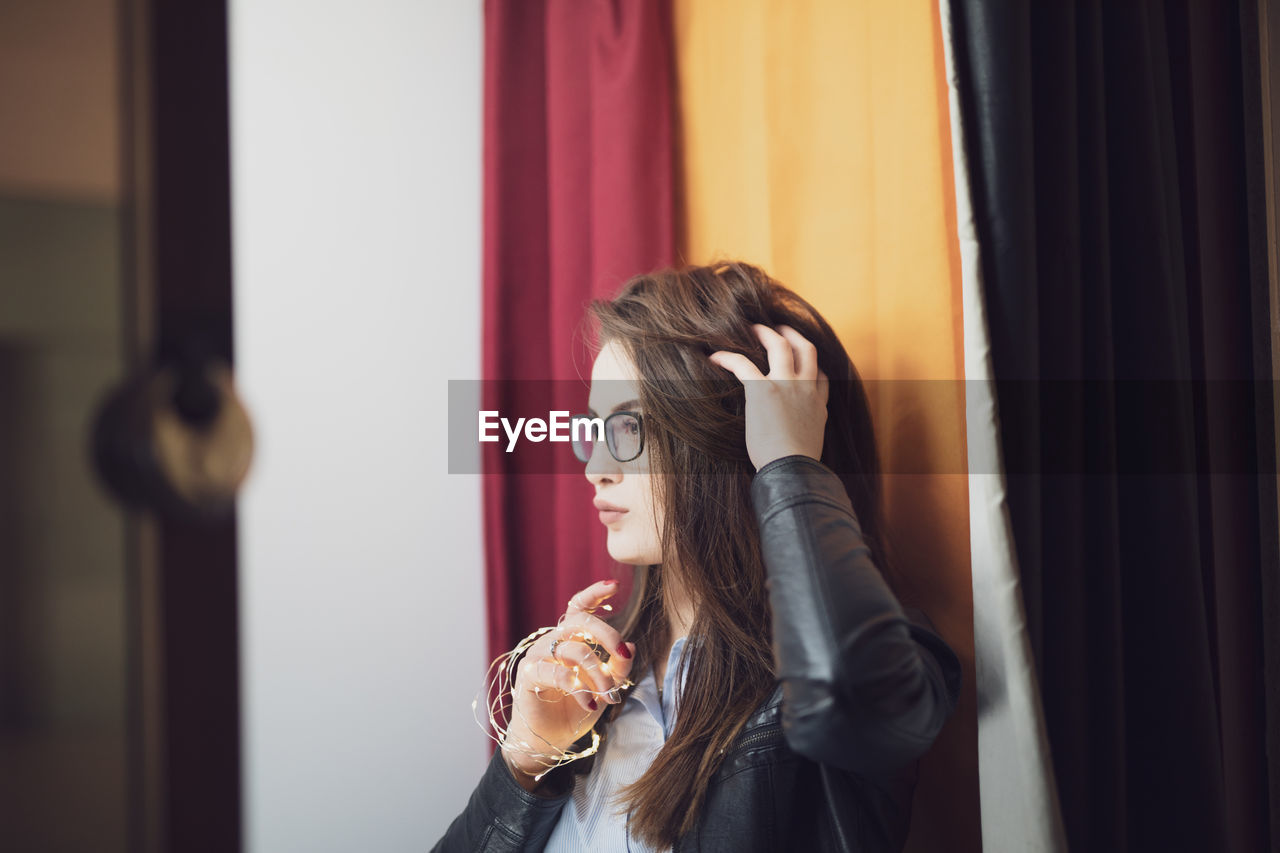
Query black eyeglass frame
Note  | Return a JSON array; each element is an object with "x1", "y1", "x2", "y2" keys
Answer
[{"x1": 570, "y1": 411, "x2": 645, "y2": 464}]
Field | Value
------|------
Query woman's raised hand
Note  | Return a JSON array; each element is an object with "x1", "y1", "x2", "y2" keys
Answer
[
  {"x1": 708, "y1": 324, "x2": 830, "y2": 471},
  {"x1": 502, "y1": 579, "x2": 635, "y2": 783}
]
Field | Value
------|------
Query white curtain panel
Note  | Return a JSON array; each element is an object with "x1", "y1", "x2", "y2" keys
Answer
[
  {"x1": 937, "y1": 1, "x2": 1069, "y2": 849},
  {"x1": 230, "y1": 1, "x2": 488, "y2": 849}
]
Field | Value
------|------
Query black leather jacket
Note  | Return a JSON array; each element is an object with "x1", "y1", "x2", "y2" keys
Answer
[{"x1": 433, "y1": 455, "x2": 963, "y2": 852}]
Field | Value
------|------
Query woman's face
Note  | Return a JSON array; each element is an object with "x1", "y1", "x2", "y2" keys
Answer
[{"x1": 585, "y1": 340, "x2": 664, "y2": 566}]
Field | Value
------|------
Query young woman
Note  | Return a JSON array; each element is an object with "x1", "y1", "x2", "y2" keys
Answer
[{"x1": 436, "y1": 262, "x2": 962, "y2": 852}]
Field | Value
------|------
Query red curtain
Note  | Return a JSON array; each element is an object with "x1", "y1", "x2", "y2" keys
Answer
[{"x1": 482, "y1": 0, "x2": 677, "y2": 668}]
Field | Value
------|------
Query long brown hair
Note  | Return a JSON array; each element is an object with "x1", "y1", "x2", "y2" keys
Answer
[{"x1": 581, "y1": 261, "x2": 904, "y2": 848}]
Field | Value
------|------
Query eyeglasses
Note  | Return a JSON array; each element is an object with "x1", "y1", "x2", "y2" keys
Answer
[{"x1": 569, "y1": 411, "x2": 644, "y2": 464}]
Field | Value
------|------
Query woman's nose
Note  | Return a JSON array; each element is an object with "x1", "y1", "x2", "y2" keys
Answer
[{"x1": 584, "y1": 442, "x2": 621, "y2": 485}]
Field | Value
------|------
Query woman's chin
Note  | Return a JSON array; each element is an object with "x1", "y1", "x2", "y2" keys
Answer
[
  {"x1": 606, "y1": 545, "x2": 637, "y2": 564},
  {"x1": 604, "y1": 538, "x2": 649, "y2": 566}
]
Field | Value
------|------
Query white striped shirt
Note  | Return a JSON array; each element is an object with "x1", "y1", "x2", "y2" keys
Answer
[{"x1": 544, "y1": 636, "x2": 690, "y2": 853}]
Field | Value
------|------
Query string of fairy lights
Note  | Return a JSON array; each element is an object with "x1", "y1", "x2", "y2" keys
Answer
[{"x1": 472, "y1": 601, "x2": 635, "y2": 781}]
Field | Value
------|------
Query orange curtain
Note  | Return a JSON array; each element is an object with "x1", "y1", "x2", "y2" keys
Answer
[{"x1": 673, "y1": 1, "x2": 978, "y2": 850}]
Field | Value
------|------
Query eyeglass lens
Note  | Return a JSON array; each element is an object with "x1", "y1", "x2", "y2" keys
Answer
[{"x1": 571, "y1": 413, "x2": 641, "y2": 463}]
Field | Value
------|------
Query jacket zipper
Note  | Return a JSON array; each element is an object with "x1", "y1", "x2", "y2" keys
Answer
[{"x1": 721, "y1": 723, "x2": 783, "y2": 757}]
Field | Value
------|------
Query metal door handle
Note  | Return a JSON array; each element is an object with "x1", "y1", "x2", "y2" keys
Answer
[{"x1": 92, "y1": 350, "x2": 254, "y2": 520}]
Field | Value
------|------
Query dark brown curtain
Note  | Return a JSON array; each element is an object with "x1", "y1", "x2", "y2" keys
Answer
[{"x1": 948, "y1": 0, "x2": 1278, "y2": 850}]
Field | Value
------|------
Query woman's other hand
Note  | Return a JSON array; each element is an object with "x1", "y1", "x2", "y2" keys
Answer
[
  {"x1": 502, "y1": 579, "x2": 635, "y2": 790},
  {"x1": 708, "y1": 324, "x2": 830, "y2": 471}
]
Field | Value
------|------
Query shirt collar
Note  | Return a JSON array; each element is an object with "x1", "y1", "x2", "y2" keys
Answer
[{"x1": 624, "y1": 635, "x2": 691, "y2": 736}]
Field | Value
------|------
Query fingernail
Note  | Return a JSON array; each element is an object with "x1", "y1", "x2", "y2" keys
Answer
[
  {"x1": 616, "y1": 643, "x2": 632, "y2": 659},
  {"x1": 604, "y1": 578, "x2": 619, "y2": 586},
  {"x1": 588, "y1": 698, "x2": 598, "y2": 711}
]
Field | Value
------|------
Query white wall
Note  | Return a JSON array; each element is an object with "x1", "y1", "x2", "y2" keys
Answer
[{"x1": 229, "y1": 2, "x2": 486, "y2": 849}]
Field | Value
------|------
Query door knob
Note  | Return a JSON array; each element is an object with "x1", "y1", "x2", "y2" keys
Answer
[{"x1": 92, "y1": 350, "x2": 254, "y2": 520}]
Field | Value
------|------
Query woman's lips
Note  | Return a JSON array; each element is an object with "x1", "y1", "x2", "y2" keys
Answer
[{"x1": 594, "y1": 499, "x2": 628, "y2": 525}]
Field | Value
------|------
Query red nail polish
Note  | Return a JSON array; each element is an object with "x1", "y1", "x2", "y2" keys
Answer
[
  {"x1": 588, "y1": 698, "x2": 598, "y2": 710},
  {"x1": 616, "y1": 643, "x2": 632, "y2": 659},
  {"x1": 604, "y1": 579, "x2": 619, "y2": 586}
]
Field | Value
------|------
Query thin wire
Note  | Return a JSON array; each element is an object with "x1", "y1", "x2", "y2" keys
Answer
[{"x1": 471, "y1": 604, "x2": 634, "y2": 781}]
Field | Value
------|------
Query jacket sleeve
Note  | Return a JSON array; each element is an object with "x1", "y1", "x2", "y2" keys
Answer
[
  {"x1": 431, "y1": 748, "x2": 573, "y2": 852},
  {"x1": 750, "y1": 454, "x2": 962, "y2": 779}
]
